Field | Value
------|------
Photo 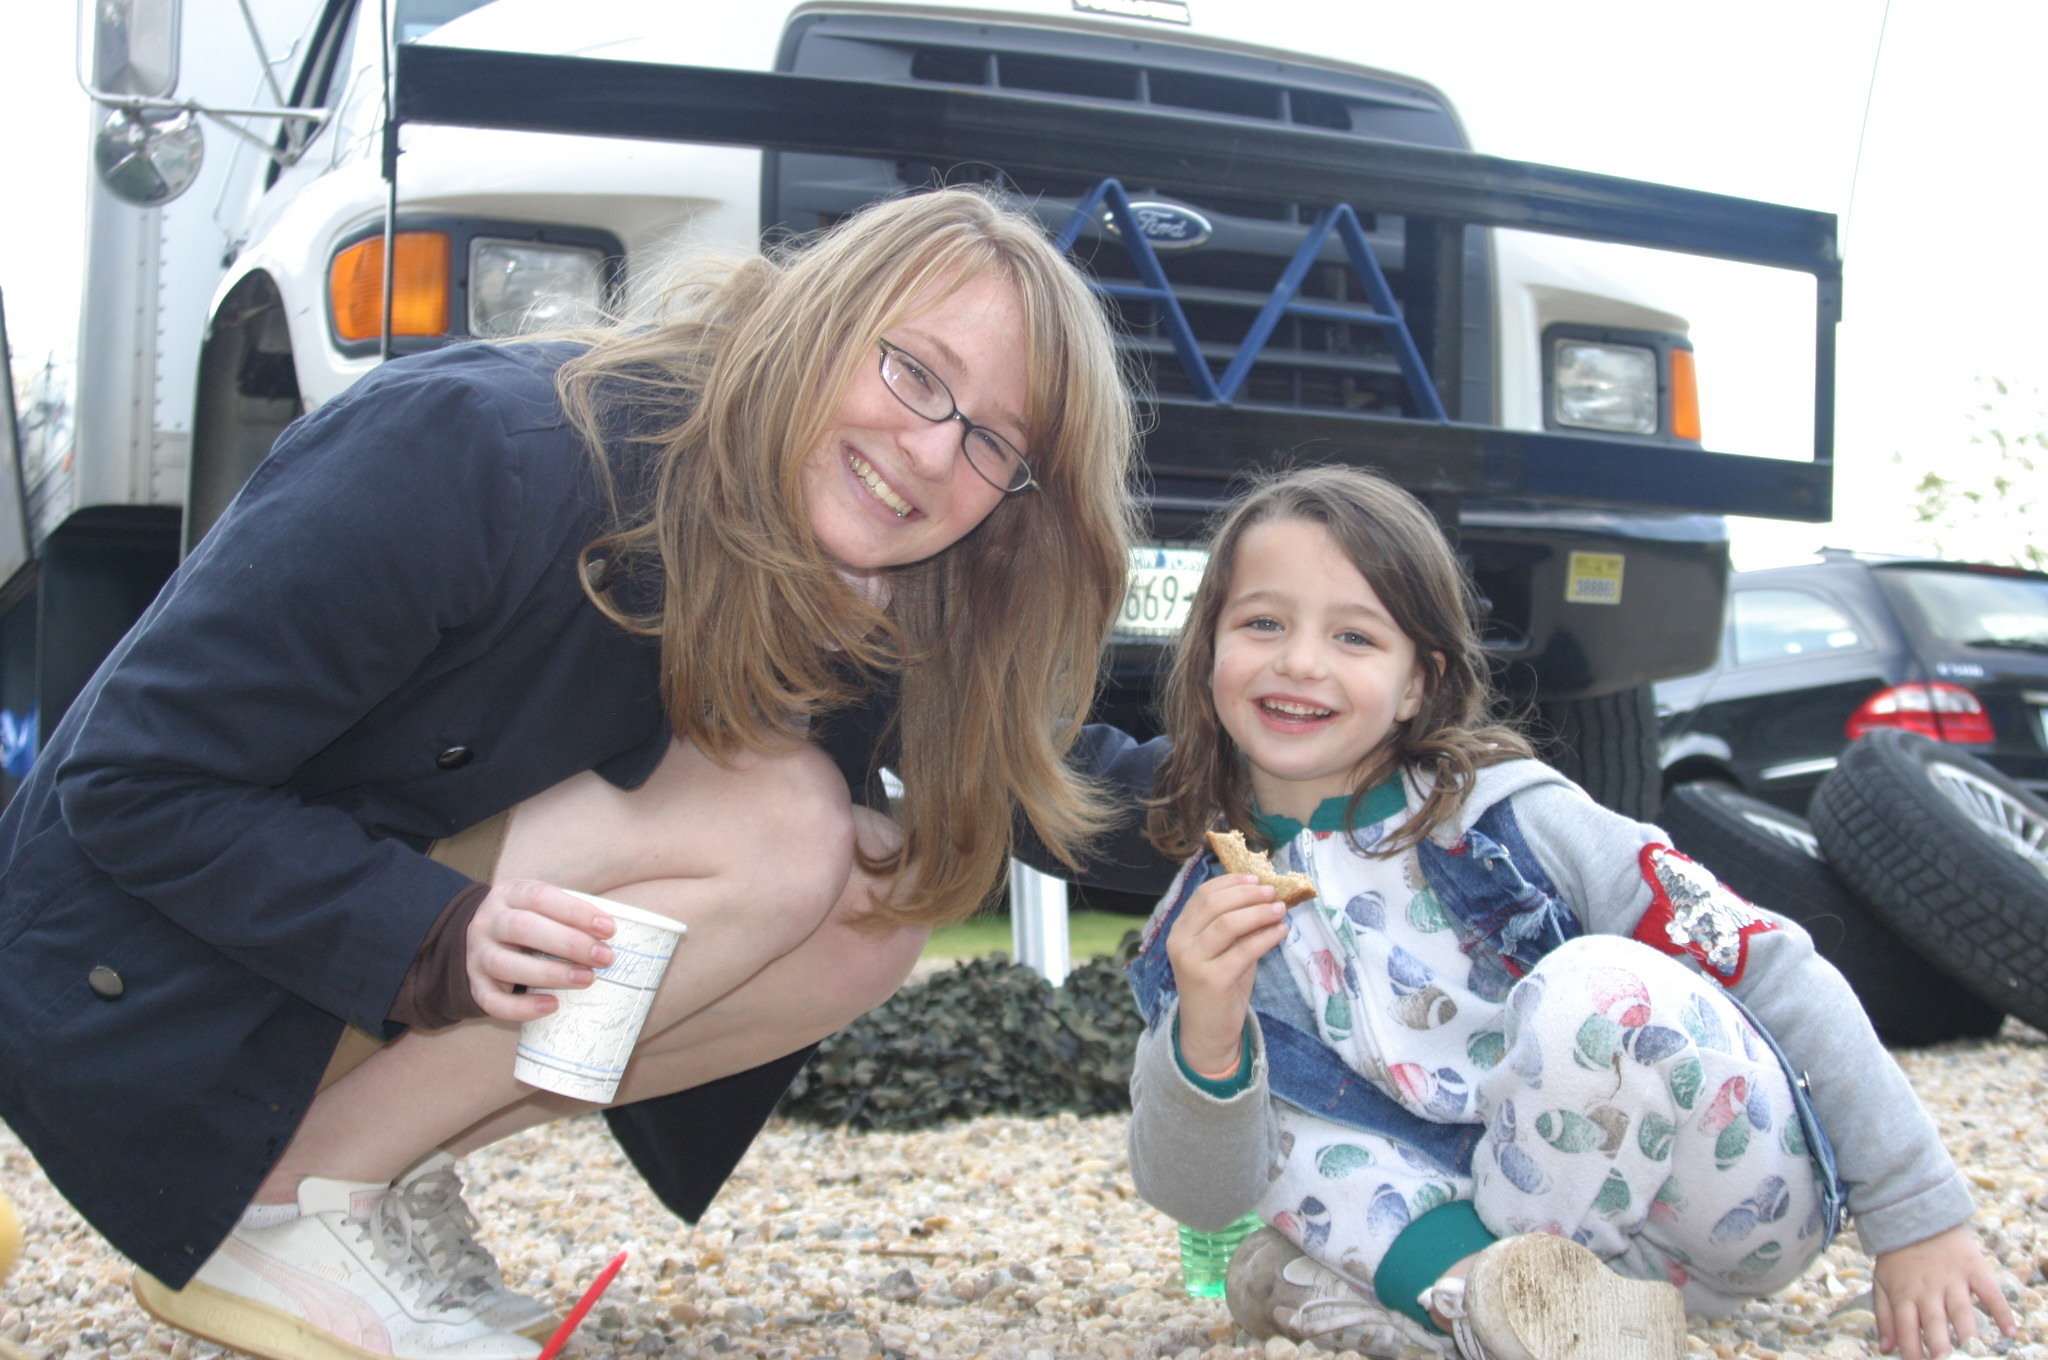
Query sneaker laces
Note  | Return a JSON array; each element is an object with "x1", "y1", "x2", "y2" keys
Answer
[
  {"x1": 1280, "y1": 1256, "x2": 1400, "y2": 1337},
  {"x1": 1419, "y1": 1276, "x2": 1491, "y2": 1360},
  {"x1": 356, "y1": 1188, "x2": 470, "y2": 1314},
  {"x1": 391, "y1": 1167, "x2": 507, "y2": 1306}
]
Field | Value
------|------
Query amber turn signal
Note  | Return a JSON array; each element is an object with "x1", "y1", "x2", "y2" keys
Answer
[
  {"x1": 329, "y1": 232, "x2": 452, "y2": 342},
  {"x1": 1668, "y1": 347, "x2": 1701, "y2": 442}
]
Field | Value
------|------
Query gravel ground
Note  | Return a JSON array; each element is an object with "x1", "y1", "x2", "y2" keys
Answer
[{"x1": 4, "y1": 1019, "x2": 2047, "y2": 1360}]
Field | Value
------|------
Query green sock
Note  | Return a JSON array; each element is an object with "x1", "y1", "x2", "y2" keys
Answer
[{"x1": 1371, "y1": 1200, "x2": 1497, "y2": 1333}]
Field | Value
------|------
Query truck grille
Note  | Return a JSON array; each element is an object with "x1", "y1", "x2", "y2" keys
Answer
[
  {"x1": 771, "y1": 13, "x2": 1489, "y2": 427},
  {"x1": 902, "y1": 47, "x2": 1359, "y2": 134}
]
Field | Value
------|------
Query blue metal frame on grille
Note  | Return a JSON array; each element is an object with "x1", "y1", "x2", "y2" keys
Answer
[
  {"x1": 1053, "y1": 178, "x2": 1217, "y2": 402},
  {"x1": 1230, "y1": 201, "x2": 1446, "y2": 419},
  {"x1": 1055, "y1": 181, "x2": 1447, "y2": 420}
]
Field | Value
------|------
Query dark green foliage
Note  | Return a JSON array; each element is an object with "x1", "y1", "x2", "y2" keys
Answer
[{"x1": 778, "y1": 934, "x2": 1147, "y2": 1131}]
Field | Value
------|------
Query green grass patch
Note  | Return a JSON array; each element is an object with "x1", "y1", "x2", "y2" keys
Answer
[{"x1": 923, "y1": 910, "x2": 1143, "y2": 962}]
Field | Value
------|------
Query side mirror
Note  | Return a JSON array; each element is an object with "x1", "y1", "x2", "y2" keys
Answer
[
  {"x1": 85, "y1": 0, "x2": 203, "y2": 205},
  {"x1": 91, "y1": 0, "x2": 182, "y2": 100},
  {"x1": 95, "y1": 107, "x2": 205, "y2": 206}
]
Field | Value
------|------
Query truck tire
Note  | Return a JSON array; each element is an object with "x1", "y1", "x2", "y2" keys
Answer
[
  {"x1": 1535, "y1": 684, "x2": 1660, "y2": 821},
  {"x1": 1810, "y1": 729, "x2": 2048, "y2": 1033},
  {"x1": 1658, "y1": 781, "x2": 2004, "y2": 1046}
]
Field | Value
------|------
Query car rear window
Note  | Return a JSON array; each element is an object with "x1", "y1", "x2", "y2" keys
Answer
[
  {"x1": 1730, "y1": 588, "x2": 1866, "y2": 665},
  {"x1": 1879, "y1": 567, "x2": 2048, "y2": 651}
]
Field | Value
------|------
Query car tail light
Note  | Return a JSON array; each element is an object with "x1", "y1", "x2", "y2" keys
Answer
[{"x1": 1846, "y1": 682, "x2": 1996, "y2": 744}]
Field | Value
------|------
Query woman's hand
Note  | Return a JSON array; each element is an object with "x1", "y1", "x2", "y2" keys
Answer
[
  {"x1": 1872, "y1": 1223, "x2": 2017, "y2": 1360},
  {"x1": 1166, "y1": 873, "x2": 1290, "y2": 1080},
  {"x1": 465, "y1": 879, "x2": 618, "y2": 1022}
]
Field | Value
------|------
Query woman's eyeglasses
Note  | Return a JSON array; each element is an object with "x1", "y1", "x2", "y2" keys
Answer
[{"x1": 876, "y1": 340, "x2": 1036, "y2": 494}]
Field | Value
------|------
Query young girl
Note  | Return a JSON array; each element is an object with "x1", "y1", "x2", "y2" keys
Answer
[{"x1": 1126, "y1": 467, "x2": 2015, "y2": 1360}]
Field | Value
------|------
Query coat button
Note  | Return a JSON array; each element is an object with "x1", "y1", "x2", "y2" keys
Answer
[
  {"x1": 88, "y1": 965, "x2": 124, "y2": 999},
  {"x1": 435, "y1": 745, "x2": 473, "y2": 770}
]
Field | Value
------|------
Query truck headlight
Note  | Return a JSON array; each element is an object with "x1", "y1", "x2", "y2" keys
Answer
[
  {"x1": 468, "y1": 239, "x2": 607, "y2": 338},
  {"x1": 1552, "y1": 339, "x2": 1658, "y2": 435}
]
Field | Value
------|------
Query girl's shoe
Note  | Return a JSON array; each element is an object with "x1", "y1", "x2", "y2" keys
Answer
[
  {"x1": 131, "y1": 1175, "x2": 539, "y2": 1360},
  {"x1": 1225, "y1": 1226, "x2": 1452, "y2": 1359},
  {"x1": 392, "y1": 1152, "x2": 558, "y2": 1341},
  {"x1": 1422, "y1": 1232, "x2": 1686, "y2": 1360}
]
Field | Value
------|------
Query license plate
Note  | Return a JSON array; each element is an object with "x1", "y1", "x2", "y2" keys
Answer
[{"x1": 1117, "y1": 546, "x2": 1209, "y2": 639}]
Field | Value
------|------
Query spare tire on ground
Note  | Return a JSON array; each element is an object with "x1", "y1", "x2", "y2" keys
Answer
[
  {"x1": 1657, "y1": 781, "x2": 2004, "y2": 1047},
  {"x1": 1810, "y1": 729, "x2": 2048, "y2": 1034}
]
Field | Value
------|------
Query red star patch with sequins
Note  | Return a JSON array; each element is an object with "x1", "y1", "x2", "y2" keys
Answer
[{"x1": 1629, "y1": 844, "x2": 1777, "y2": 986}]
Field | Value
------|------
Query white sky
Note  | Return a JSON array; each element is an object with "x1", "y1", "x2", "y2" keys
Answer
[{"x1": 3, "y1": 0, "x2": 2045, "y2": 569}]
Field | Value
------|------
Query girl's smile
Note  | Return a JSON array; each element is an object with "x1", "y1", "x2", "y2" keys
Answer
[{"x1": 1211, "y1": 516, "x2": 1428, "y2": 823}]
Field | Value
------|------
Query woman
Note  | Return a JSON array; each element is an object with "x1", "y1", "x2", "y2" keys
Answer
[{"x1": 0, "y1": 188, "x2": 1146, "y2": 1360}]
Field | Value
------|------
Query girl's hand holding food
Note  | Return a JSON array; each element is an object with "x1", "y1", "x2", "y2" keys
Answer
[{"x1": 1166, "y1": 873, "x2": 1291, "y2": 1080}]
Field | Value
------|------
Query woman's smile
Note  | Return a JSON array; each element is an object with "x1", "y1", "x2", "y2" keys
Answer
[{"x1": 845, "y1": 448, "x2": 916, "y2": 518}]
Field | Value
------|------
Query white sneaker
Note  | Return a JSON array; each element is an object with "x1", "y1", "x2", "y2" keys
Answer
[
  {"x1": 131, "y1": 1177, "x2": 541, "y2": 1360},
  {"x1": 1422, "y1": 1232, "x2": 1686, "y2": 1360},
  {"x1": 393, "y1": 1152, "x2": 557, "y2": 1341},
  {"x1": 1226, "y1": 1227, "x2": 1452, "y2": 1359}
]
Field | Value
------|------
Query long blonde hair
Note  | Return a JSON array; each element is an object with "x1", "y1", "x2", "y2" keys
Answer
[
  {"x1": 555, "y1": 189, "x2": 1138, "y2": 927},
  {"x1": 1148, "y1": 466, "x2": 1530, "y2": 860}
]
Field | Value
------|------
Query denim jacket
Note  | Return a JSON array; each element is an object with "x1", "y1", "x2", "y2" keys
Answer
[{"x1": 1127, "y1": 794, "x2": 1845, "y2": 1237}]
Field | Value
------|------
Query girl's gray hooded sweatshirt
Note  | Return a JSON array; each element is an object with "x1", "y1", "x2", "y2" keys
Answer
[{"x1": 1127, "y1": 760, "x2": 1973, "y2": 1260}]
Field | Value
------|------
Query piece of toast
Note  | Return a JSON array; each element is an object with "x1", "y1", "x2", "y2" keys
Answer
[{"x1": 1206, "y1": 829, "x2": 1318, "y2": 906}]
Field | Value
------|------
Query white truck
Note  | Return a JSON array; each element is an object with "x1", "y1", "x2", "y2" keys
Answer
[{"x1": 11, "y1": 0, "x2": 1839, "y2": 864}]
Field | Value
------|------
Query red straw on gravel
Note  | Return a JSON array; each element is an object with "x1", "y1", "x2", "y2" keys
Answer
[{"x1": 536, "y1": 1249, "x2": 629, "y2": 1360}]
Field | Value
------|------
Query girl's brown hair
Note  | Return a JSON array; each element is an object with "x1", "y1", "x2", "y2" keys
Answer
[
  {"x1": 553, "y1": 188, "x2": 1139, "y2": 928},
  {"x1": 1148, "y1": 465, "x2": 1530, "y2": 860}
]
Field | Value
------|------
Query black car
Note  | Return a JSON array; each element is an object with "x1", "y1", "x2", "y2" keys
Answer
[{"x1": 1655, "y1": 551, "x2": 2048, "y2": 813}]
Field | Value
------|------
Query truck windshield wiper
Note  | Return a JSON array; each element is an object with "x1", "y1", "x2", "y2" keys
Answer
[{"x1": 1961, "y1": 636, "x2": 2048, "y2": 654}]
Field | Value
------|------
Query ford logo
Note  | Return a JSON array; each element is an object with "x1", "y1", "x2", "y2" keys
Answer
[{"x1": 1103, "y1": 201, "x2": 1214, "y2": 251}]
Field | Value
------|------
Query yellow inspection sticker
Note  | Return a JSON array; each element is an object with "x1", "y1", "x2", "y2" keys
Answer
[{"x1": 1565, "y1": 552, "x2": 1625, "y2": 605}]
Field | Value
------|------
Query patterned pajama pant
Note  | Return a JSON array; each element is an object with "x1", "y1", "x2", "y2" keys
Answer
[{"x1": 1262, "y1": 936, "x2": 1830, "y2": 1319}]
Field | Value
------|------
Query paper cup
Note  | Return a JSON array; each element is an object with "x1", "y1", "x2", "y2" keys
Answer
[{"x1": 513, "y1": 891, "x2": 686, "y2": 1103}]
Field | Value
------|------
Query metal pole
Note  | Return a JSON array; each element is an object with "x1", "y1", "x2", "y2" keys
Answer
[
  {"x1": 1008, "y1": 858, "x2": 1070, "y2": 987},
  {"x1": 377, "y1": 0, "x2": 396, "y2": 363}
]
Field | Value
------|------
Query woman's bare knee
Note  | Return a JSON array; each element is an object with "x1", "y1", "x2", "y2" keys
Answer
[
  {"x1": 632, "y1": 894, "x2": 925, "y2": 1080},
  {"x1": 833, "y1": 918, "x2": 927, "y2": 1020},
  {"x1": 803, "y1": 810, "x2": 922, "y2": 1018},
  {"x1": 688, "y1": 743, "x2": 862, "y2": 954},
  {"x1": 499, "y1": 736, "x2": 857, "y2": 942}
]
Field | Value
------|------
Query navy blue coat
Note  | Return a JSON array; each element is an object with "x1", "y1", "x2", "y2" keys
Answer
[
  {"x1": 0, "y1": 341, "x2": 1172, "y2": 1287},
  {"x1": 0, "y1": 342, "x2": 689, "y2": 1283}
]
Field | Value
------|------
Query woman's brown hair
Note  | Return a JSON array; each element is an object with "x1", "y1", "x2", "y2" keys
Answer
[
  {"x1": 1148, "y1": 465, "x2": 1530, "y2": 860},
  {"x1": 551, "y1": 188, "x2": 1138, "y2": 929}
]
